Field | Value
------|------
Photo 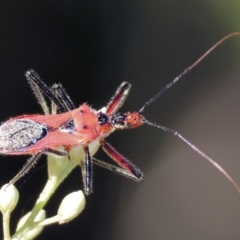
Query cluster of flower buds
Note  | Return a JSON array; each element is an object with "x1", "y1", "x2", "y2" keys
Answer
[{"x1": 0, "y1": 183, "x2": 85, "y2": 240}]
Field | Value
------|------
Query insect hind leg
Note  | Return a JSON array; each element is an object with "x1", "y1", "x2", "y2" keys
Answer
[
  {"x1": 51, "y1": 83, "x2": 75, "y2": 112},
  {"x1": 9, "y1": 148, "x2": 67, "y2": 185},
  {"x1": 25, "y1": 70, "x2": 68, "y2": 114}
]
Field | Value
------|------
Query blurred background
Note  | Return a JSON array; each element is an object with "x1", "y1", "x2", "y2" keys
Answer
[{"x1": 0, "y1": 0, "x2": 240, "y2": 239}]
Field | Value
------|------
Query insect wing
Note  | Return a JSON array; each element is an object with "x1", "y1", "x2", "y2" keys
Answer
[
  {"x1": 9, "y1": 110, "x2": 73, "y2": 129},
  {"x1": 0, "y1": 119, "x2": 48, "y2": 153}
]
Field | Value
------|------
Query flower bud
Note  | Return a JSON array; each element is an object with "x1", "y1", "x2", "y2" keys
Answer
[
  {"x1": 0, "y1": 184, "x2": 19, "y2": 213},
  {"x1": 57, "y1": 190, "x2": 85, "y2": 224}
]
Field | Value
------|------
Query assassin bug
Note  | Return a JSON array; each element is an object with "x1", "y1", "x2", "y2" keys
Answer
[{"x1": 1, "y1": 32, "x2": 240, "y2": 195}]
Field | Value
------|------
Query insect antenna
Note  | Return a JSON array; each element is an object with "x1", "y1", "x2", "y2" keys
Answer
[
  {"x1": 139, "y1": 32, "x2": 239, "y2": 113},
  {"x1": 137, "y1": 33, "x2": 240, "y2": 193},
  {"x1": 144, "y1": 119, "x2": 240, "y2": 193}
]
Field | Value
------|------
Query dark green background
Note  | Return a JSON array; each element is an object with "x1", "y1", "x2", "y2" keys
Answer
[{"x1": 0, "y1": 1, "x2": 239, "y2": 239}]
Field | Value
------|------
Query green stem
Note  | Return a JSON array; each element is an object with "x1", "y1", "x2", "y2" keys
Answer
[
  {"x1": 12, "y1": 155, "x2": 79, "y2": 239},
  {"x1": 12, "y1": 142, "x2": 100, "y2": 239},
  {"x1": 2, "y1": 211, "x2": 11, "y2": 240}
]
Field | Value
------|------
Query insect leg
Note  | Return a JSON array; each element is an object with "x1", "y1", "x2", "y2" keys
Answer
[
  {"x1": 26, "y1": 72, "x2": 50, "y2": 115},
  {"x1": 105, "y1": 82, "x2": 131, "y2": 115},
  {"x1": 80, "y1": 146, "x2": 93, "y2": 195},
  {"x1": 49, "y1": 84, "x2": 58, "y2": 114},
  {"x1": 100, "y1": 140, "x2": 143, "y2": 181},
  {"x1": 92, "y1": 157, "x2": 142, "y2": 180},
  {"x1": 9, "y1": 148, "x2": 67, "y2": 185},
  {"x1": 42, "y1": 148, "x2": 68, "y2": 156},
  {"x1": 9, "y1": 153, "x2": 43, "y2": 185},
  {"x1": 51, "y1": 83, "x2": 75, "y2": 112},
  {"x1": 25, "y1": 70, "x2": 67, "y2": 113}
]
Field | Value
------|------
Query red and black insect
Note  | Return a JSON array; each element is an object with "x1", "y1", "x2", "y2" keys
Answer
[{"x1": 0, "y1": 32, "x2": 239, "y2": 195}]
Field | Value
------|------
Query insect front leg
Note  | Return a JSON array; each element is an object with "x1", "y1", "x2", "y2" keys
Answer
[
  {"x1": 100, "y1": 140, "x2": 143, "y2": 181},
  {"x1": 105, "y1": 82, "x2": 131, "y2": 115},
  {"x1": 9, "y1": 148, "x2": 68, "y2": 185}
]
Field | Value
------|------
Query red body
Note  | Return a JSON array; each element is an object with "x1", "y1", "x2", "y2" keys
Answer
[{"x1": 2, "y1": 103, "x2": 110, "y2": 155}]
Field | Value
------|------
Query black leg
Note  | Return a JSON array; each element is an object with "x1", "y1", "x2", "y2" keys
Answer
[
  {"x1": 9, "y1": 148, "x2": 67, "y2": 185},
  {"x1": 51, "y1": 83, "x2": 75, "y2": 111},
  {"x1": 9, "y1": 153, "x2": 42, "y2": 185},
  {"x1": 25, "y1": 70, "x2": 67, "y2": 113},
  {"x1": 26, "y1": 71, "x2": 50, "y2": 115},
  {"x1": 80, "y1": 146, "x2": 93, "y2": 195}
]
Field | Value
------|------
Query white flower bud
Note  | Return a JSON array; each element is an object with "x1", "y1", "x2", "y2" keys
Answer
[
  {"x1": 0, "y1": 184, "x2": 19, "y2": 213},
  {"x1": 57, "y1": 190, "x2": 85, "y2": 224},
  {"x1": 16, "y1": 210, "x2": 46, "y2": 240}
]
